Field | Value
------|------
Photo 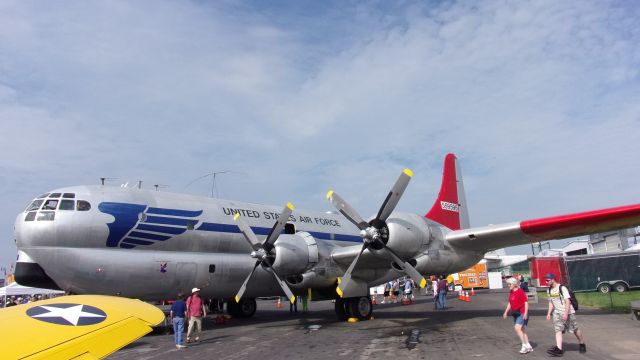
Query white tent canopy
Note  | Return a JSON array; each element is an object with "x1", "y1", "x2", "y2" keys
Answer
[{"x1": 0, "y1": 282, "x2": 65, "y2": 297}]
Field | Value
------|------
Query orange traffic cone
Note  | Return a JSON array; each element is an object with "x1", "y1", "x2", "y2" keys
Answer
[
  {"x1": 465, "y1": 291, "x2": 471, "y2": 302},
  {"x1": 471, "y1": 287, "x2": 475, "y2": 296},
  {"x1": 277, "y1": 297, "x2": 282, "y2": 309}
]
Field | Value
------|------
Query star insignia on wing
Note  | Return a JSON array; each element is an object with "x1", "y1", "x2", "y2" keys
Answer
[{"x1": 27, "y1": 303, "x2": 107, "y2": 326}]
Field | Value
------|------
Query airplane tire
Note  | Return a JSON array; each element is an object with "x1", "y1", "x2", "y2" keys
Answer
[
  {"x1": 335, "y1": 298, "x2": 350, "y2": 321},
  {"x1": 348, "y1": 296, "x2": 372, "y2": 320},
  {"x1": 238, "y1": 298, "x2": 257, "y2": 317}
]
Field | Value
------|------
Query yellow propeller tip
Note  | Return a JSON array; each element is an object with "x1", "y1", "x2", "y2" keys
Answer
[
  {"x1": 233, "y1": 213, "x2": 240, "y2": 221},
  {"x1": 287, "y1": 202, "x2": 295, "y2": 210},
  {"x1": 336, "y1": 287, "x2": 343, "y2": 297},
  {"x1": 235, "y1": 296, "x2": 240, "y2": 303},
  {"x1": 337, "y1": 277, "x2": 341, "y2": 284},
  {"x1": 403, "y1": 168, "x2": 414, "y2": 177},
  {"x1": 326, "y1": 190, "x2": 334, "y2": 199},
  {"x1": 290, "y1": 296, "x2": 296, "y2": 304},
  {"x1": 419, "y1": 278, "x2": 427, "y2": 288}
]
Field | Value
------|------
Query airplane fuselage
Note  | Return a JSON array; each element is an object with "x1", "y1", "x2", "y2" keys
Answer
[{"x1": 14, "y1": 185, "x2": 483, "y2": 300}]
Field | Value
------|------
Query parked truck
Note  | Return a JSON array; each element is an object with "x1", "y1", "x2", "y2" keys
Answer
[{"x1": 564, "y1": 250, "x2": 640, "y2": 293}]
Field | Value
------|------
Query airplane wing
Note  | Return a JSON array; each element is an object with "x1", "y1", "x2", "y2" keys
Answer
[
  {"x1": 446, "y1": 204, "x2": 640, "y2": 251},
  {"x1": 1, "y1": 294, "x2": 165, "y2": 359}
]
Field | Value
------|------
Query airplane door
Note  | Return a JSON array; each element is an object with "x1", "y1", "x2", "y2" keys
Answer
[{"x1": 175, "y1": 262, "x2": 198, "y2": 293}]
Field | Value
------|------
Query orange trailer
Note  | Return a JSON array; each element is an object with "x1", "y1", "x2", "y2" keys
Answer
[{"x1": 453, "y1": 262, "x2": 488, "y2": 289}]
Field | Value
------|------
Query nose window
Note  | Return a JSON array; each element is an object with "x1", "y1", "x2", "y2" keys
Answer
[
  {"x1": 77, "y1": 200, "x2": 91, "y2": 211},
  {"x1": 25, "y1": 200, "x2": 44, "y2": 212},
  {"x1": 37, "y1": 211, "x2": 55, "y2": 221},
  {"x1": 42, "y1": 199, "x2": 59, "y2": 210},
  {"x1": 49, "y1": 193, "x2": 61, "y2": 198},
  {"x1": 59, "y1": 200, "x2": 75, "y2": 210}
]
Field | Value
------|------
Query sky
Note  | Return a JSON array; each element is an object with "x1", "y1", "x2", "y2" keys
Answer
[{"x1": 1, "y1": 0, "x2": 640, "y2": 273}]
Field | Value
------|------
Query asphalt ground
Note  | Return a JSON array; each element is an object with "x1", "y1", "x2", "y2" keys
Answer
[{"x1": 109, "y1": 290, "x2": 640, "y2": 360}]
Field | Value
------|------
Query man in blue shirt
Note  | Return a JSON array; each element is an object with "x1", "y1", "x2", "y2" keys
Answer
[{"x1": 170, "y1": 293, "x2": 188, "y2": 349}]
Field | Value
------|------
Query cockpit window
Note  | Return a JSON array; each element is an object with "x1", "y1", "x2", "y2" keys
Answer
[
  {"x1": 62, "y1": 193, "x2": 75, "y2": 198},
  {"x1": 49, "y1": 193, "x2": 61, "y2": 198},
  {"x1": 37, "y1": 211, "x2": 55, "y2": 221},
  {"x1": 25, "y1": 200, "x2": 44, "y2": 212},
  {"x1": 37, "y1": 193, "x2": 50, "y2": 199},
  {"x1": 42, "y1": 199, "x2": 59, "y2": 210},
  {"x1": 24, "y1": 212, "x2": 36, "y2": 221},
  {"x1": 59, "y1": 200, "x2": 75, "y2": 210},
  {"x1": 77, "y1": 200, "x2": 91, "y2": 211}
]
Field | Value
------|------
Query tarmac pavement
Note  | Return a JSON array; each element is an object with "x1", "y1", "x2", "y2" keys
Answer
[{"x1": 108, "y1": 290, "x2": 640, "y2": 360}]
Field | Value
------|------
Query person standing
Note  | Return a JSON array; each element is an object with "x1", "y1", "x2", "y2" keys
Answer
[
  {"x1": 502, "y1": 277, "x2": 533, "y2": 354},
  {"x1": 169, "y1": 293, "x2": 187, "y2": 349},
  {"x1": 186, "y1": 287, "x2": 207, "y2": 343},
  {"x1": 432, "y1": 277, "x2": 439, "y2": 309},
  {"x1": 545, "y1": 273, "x2": 586, "y2": 357},
  {"x1": 437, "y1": 275, "x2": 448, "y2": 310},
  {"x1": 382, "y1": 281, "x2": 391, "y2": 304}
]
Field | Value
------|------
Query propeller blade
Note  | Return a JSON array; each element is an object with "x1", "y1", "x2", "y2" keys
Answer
[
  {"x1": 235, "y1": 260, "x2": 261, "y2": 303},
  {"x1": 336, "y1": 243, "x2": 368, "y2": 297},
  {"x1": 375, "y1": 168, "x2": 413, "y2": 222},
  {"x1": 326, "y1": 190, "x2": 369, "y2": 230},
  {"x1": 268, "y1": 266, "x2": 297, "y2": 304},
  {"x1": 234, "y1": 213, "x2": 262, "y2": 250},
  {"x1": 381, "y1": 246, "x2": 427, "y2": 289},
  {"x1": 263, "y1": 202, "x2": 295, "y2": 249}
]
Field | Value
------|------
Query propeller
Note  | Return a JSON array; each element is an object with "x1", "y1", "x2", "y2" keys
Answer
[
  {"x1": 233, "y1": 203, "x2": 297, "y2": 304},
  {"x1": 327, "y1": 169, "x2": 426, "y2": 297}
]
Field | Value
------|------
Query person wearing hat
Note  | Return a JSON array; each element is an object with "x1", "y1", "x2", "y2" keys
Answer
[
  {"x1": 503, "y1": 277, "x2": 533, "y2": 354},
  {"x1": 545, "y1": 273, "x2": 586, "y2": 357},
  {"x1": 186, "y1": 287, "x2": 207, "y2": 343}
]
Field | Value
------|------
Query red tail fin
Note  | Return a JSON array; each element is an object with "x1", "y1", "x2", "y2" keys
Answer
[{"x1": 425, "y1": 154, "x2": 469, "y2": 230}]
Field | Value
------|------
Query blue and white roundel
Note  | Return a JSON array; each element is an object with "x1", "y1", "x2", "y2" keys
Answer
[{"x1": 27, "y1": 303, "x2": 107, "y2": 326}]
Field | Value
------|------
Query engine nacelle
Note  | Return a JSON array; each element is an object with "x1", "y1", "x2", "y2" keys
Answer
[
  {"x1": 383, "y1": 213, "x2": 431, "y2": 259},
  {"x1": 271, "y1": 232, "x2": 318, "y2": 275}
]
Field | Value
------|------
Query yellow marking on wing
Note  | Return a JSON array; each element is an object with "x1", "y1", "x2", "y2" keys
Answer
[
  {"x1": 403, "y1": 168, "x2": 413, "y2": 177},
  {"x1": 233, "y1": 213, "x2": 240, "y2": 221},
  {"x1": 326, "y1": 190, "x2": 334, "y2": 200},
  {"x1": 3, "y1": 295, "x2": 164, "y2": 360}
]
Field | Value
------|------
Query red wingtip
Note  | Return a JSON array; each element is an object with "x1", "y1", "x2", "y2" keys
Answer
[
  {"x1": 520, "y1": 204, "x2": 640, "y2": 240},
  {"x1": 426, "y1": 153, "x2": 462, "y2": 230}
]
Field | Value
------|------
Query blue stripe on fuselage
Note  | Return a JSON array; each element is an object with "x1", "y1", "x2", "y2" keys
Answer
[
  {"x1": 196, "y1": 222, "x2": 360, "y2": 242},
  {"x1": 146, "y1": 207, "x2": 203, "y2": 217}
]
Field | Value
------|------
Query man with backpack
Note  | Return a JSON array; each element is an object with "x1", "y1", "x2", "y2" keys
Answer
[{"x1": 545, "y1": 273, "x2": 586, "y2": 357}]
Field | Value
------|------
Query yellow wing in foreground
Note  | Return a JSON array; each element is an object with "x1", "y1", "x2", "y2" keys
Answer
[{"x1": 1, "y1": 294, "x2": 165, "y2": 360}]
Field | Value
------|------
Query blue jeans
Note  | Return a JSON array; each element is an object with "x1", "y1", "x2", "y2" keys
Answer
[
  {"x1": 173, "y1": 317, "x2": 185, "y2": 345},
  {"x1": 438, "y1": 292, "x2": 447, "y2": 309}
]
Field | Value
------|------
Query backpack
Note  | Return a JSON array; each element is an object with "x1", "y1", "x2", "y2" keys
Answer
[{"x1": 548, "y1": 284, "x2": 579, "y2": 311}]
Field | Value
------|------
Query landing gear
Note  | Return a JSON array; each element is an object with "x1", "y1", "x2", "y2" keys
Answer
[
  {"x1": 227, "y1": 298, "x2": 257, "y2": 318},
  {"x1": 335, "y1": 296, "x2": 373, "y2": 321}
]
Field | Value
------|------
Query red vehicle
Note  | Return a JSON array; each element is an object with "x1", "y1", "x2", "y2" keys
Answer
[{"x1": 529, "y1": 257, "x2": 568, "y2": 287}]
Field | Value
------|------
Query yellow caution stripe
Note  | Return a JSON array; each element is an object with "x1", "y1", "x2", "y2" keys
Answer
[{"x1": 326, "y1": 190, "x2": 334, "y2": 200}]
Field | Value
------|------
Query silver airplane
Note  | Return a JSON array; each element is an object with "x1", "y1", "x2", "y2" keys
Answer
[{"x1": 13, "y1": 154, "x2": 640, "y2": 320}]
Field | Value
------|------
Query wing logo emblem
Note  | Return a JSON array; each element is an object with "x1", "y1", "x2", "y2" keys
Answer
[
  {"x1": 440, "y1": 201, "x2": 459, "y2": 212},
  {"x1": 98, "y1": 202, "x2": 203, "y2": 249},
  {"x1": 26, "y1": 303, "x2": 107, "y2": 326}
]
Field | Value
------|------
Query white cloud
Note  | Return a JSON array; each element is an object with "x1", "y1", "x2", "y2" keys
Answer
[{"x1": 1, "y1": 1, "x2": 639, "y2": 266}]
